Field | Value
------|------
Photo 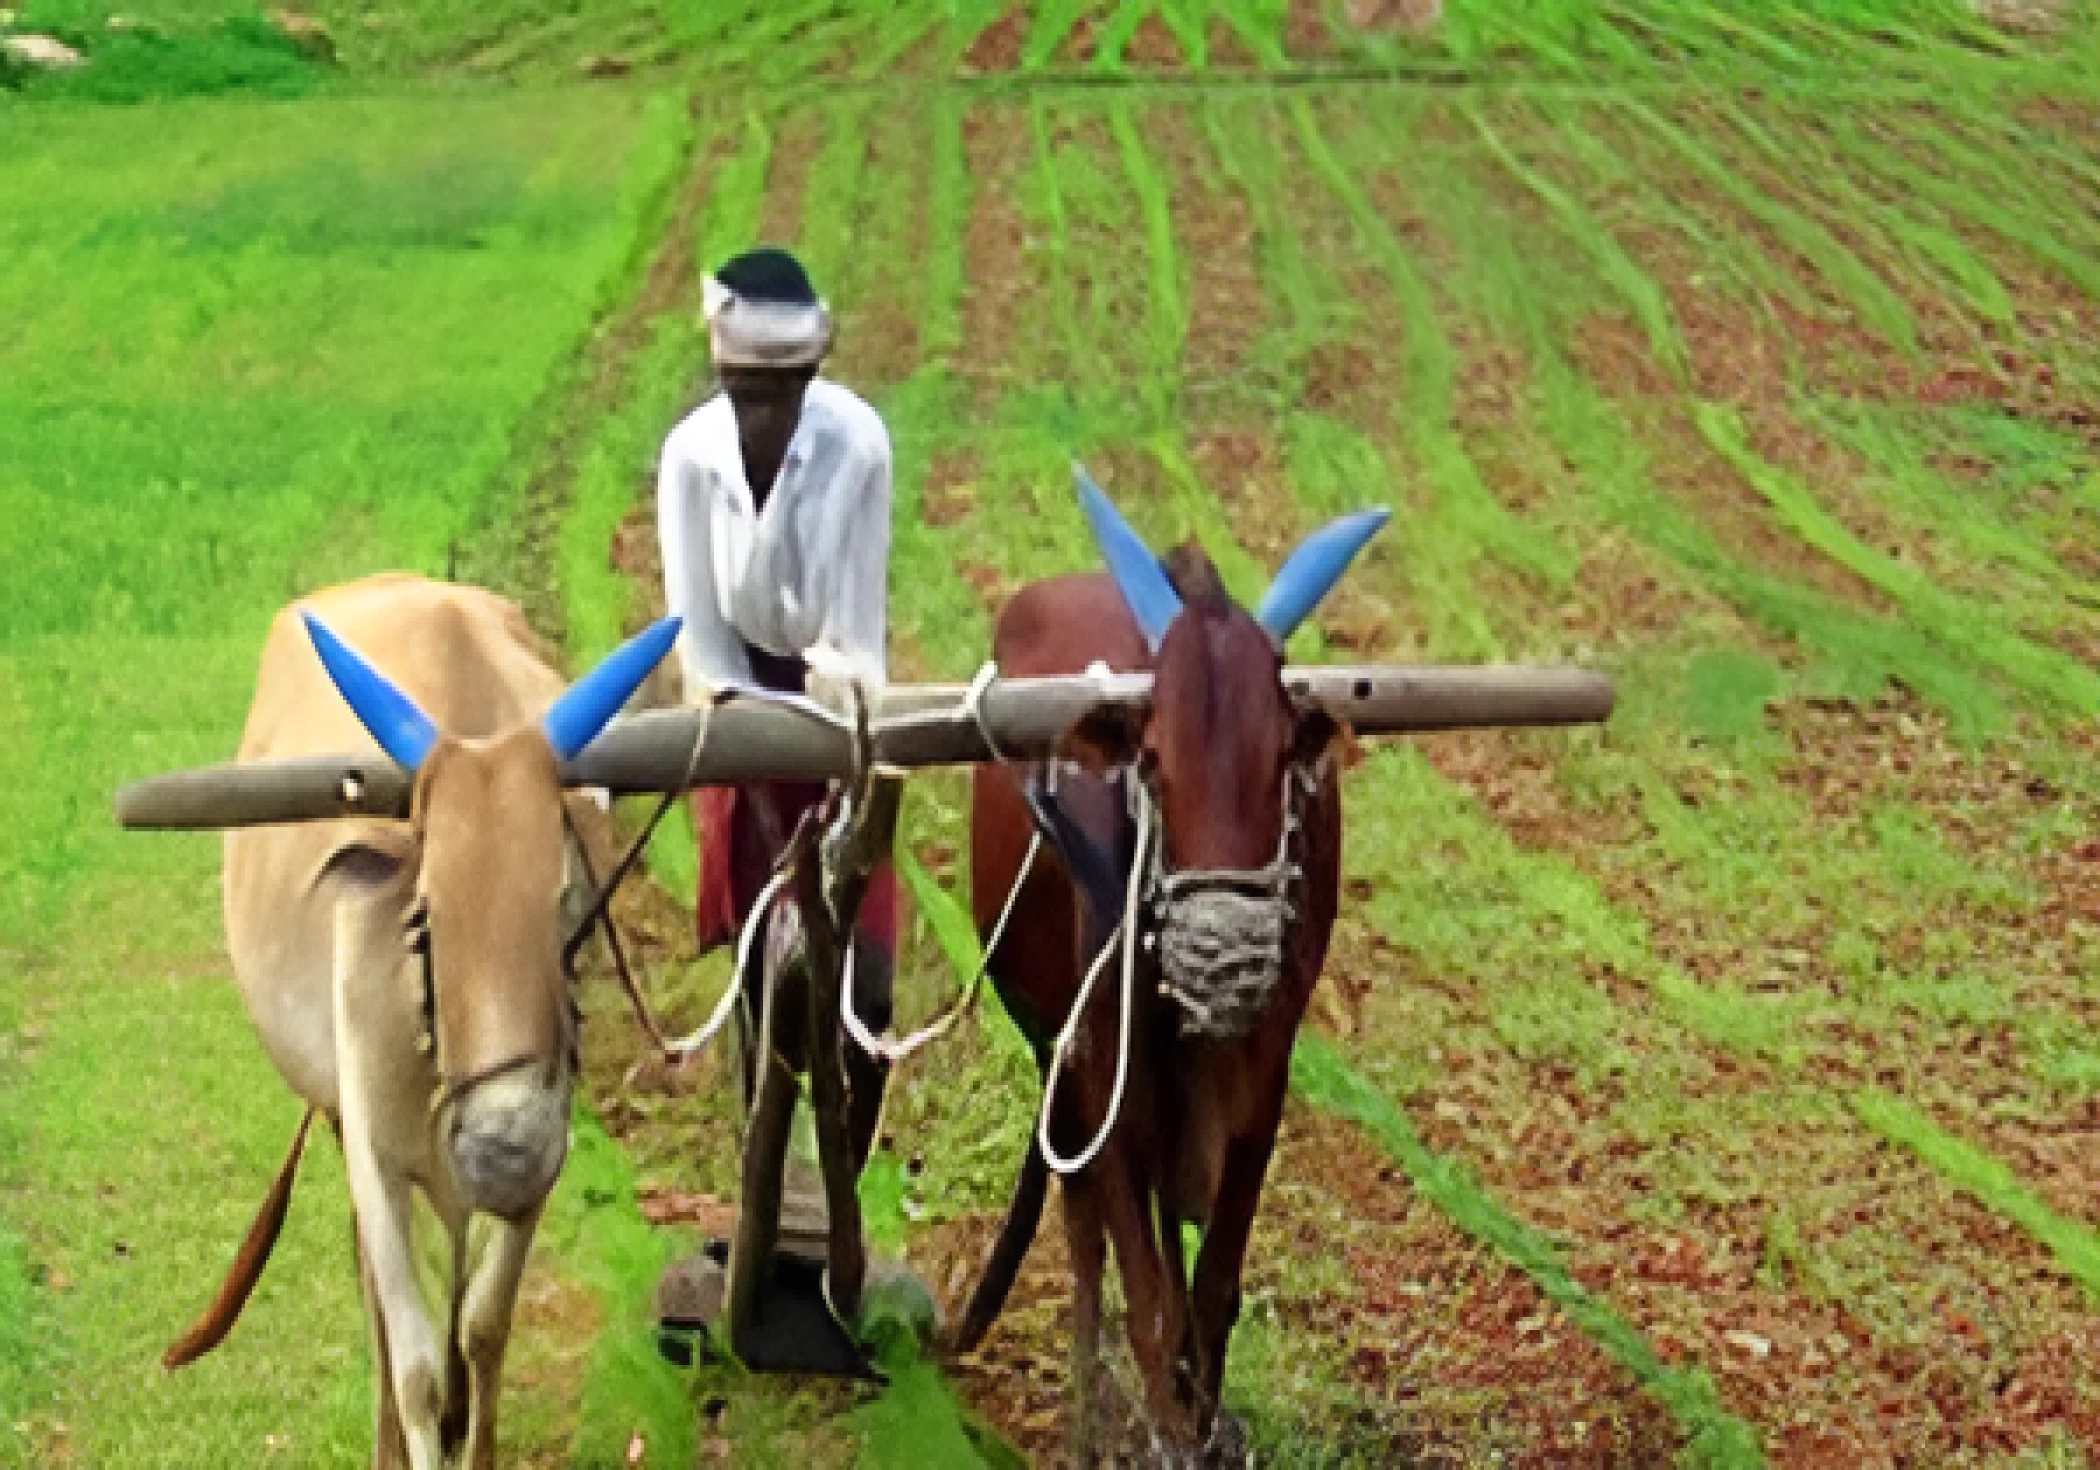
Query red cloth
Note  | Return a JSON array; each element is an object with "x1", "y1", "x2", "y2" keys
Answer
[{"x1": 693, "y1": 781, "x2": 900, "y2": 957}]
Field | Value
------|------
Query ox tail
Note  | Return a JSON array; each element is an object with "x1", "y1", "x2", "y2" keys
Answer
[
  {"x1": 945, "y1": 1139, "x2": 1050, "y2": 1355},
  {"x1": 162, "y1": 1105, "x2": 315, "y2": 1370}
]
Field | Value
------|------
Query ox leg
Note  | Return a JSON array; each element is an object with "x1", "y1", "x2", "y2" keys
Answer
[
  {"x1": 1157, "y1": 1202, "x2": 1201, "y2": 1408},
  {"x1": 1062, "y1": 1178, "x2": 1109, "y2": 1468},
  {"x1": 356, "y1": 1226, "x2": 409, "y2": 1470},
  {"x1": 346, "y1": 1155, "x2": 446, "y2": 1470},
  {"x1": 440, "y1": 1231, "x2": 469, "y2": 1457},
  {"x1": 1098, "y1": 1164, "x2": 1194, "y2": 1459},
  {"x1": 459, "y1": 1207, "x2": 542, "y2": 1470},
  {"x1": 947, "y1": 1139, "x2": 1049, "y2": 1355},
  {"x1": 1187, "y1": 1135, "x2": 1277, "y2": 1448}
]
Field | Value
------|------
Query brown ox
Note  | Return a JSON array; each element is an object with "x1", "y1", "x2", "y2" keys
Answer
[
  {"x1": 950, "y1": 477, "x2": 1385, "y2": 1463},
  {"x1": 172, "y1": 574, "x2": 677, "y2": 1470}
]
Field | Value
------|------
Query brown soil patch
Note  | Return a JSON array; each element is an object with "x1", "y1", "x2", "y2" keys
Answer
[
  {"x1": 1185, "y1": 426, "x2": 1411, "y2": 655},
  {"x1": 1344, "y1": 0, "x2": 1445, "y2": 34},
  {"x1": 1570, "y1": 309, "x2": 1680, "y2": 401},
  {"x1": 1964, "y1": 253, "x2": 2100, "y2": 449},
  {"x1": 1569, "y1": 530, "x2": 1727, "y2": 643},
  {"x1": 923, "y1": 449, "x2": 979, "y2": 527},
  {"x1": 2016, "y1": 98, "x2": 2100, "y2": 170},
  {"x1": 1552, "y1": 297, "x2": 1897, "y2": 616},
  {"x1": 835, "y1": 290, "x2": 922, "y2": 391},
  {"x1": 960, "y1": 105, "x2": 1039, "y2": 409},
  {"x1": 1188, "y1": 426, "x2": 1303, "y2": 568},
  {"x1": 1617, "y1": 103, "x2": 2098, "y2": 448},
  {"x1": 961, "y1": 10, "x2": 1026, "y2": 72},
  {"x1": 1420, "y1": 726, "x2": 1647, "y2": 851},
  {"x1": 1258, "y1": 105, "x2": 1418, "y2": 429},
  {"x1": 1772, "y1": 689, "x2": 2100, "y2": 957},
  {"x1": 1300, "y1": 335, "x2": 1386, "y2": 424},
  {"x1": 922, "y1": 1196, "x2": 1079, "y2": 1464},
  {"x1": 1125, "y1": 13, "x2": 1184, "y2": 69},
  {"x1": 610, "y1": 496, "x2": 660, "y2": 598},
  {"x1": 1774, "y1": 690, "x2": 2024, "y2": 825},
  {"x1": 1285, "y1": 0, "x2": 1340, "y2": 61},
  {"x1": 1206, "y1": 15, "x2": 1262, "y2": 69},
  {"x1": 1370, "y1": 966, "x2": 2100, "y2": 1460},
  {"x1": 1604, "y1": 210, "x2": 2050, "y2": 601},
  {"x1": 1055, "y1": 10, "x2": 1102, "y2": 66},
  {"x1": 925, "y1": 1103, "x2": 1686, "y2": 1464},
  {"x1": 1616, "y1": 386, "x2": 1900, "y2": 615},
  {"x1": 756, "y1": 112, "x2": 825, "y2": 248},
  {"x1": 1278, "y1": 1105, "x2": 1681, "y2": 1462},
  {"x1": 1449, "y1": 336, "x2": 1544, "y2": 508},
  {"x1": 959, "y1": 558, "x2": 1015, "y2": 616}
]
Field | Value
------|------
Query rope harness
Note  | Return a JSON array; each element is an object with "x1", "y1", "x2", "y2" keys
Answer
[
  {"x1": 839, "y1": 661, "x2": 1034, "y2": 1064},
  {"x1": 566, "y1": 659, "x2": 1312, "y2": 1188},
  {"x1": 920, "y1": 662, "x2": 1318, "y2": 1176},
  {"x1": 1145, "y1": 764, "x2": 1313, "y2": 1041}
]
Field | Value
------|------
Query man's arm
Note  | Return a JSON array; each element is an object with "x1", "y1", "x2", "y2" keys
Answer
[
  {"x1": 813, "y1": 427, "x2": 892, "y2": 691},
  {"x1": 657, "y1": 428, "x2": 753, "y2": 701}
]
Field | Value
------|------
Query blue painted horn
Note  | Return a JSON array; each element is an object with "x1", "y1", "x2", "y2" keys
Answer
[
  {"x1": 302, "y1": 610, "x2": 682, "y2": 771},
  {"x1": 1074, "y1": 463, "x2": 1183, "y2": 650},
  {"x1": 1255, "y1": 507, "x2": 1391, "y2": 645},
  {"x1": 543, "y1": 615, "x2": 683, "y2": 761},
  {"x1": 301, "y1": 611, "x2": 441, "y2": 771}
]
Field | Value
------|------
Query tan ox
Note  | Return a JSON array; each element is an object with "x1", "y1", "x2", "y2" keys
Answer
[{"x1": 168, "y1": 573, "x2": 678, "y2": 1470}]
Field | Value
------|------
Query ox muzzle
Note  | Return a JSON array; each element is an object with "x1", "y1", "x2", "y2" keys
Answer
[{"x1": 443, "y1": 1059, "x2": 571, "y2": 1220}]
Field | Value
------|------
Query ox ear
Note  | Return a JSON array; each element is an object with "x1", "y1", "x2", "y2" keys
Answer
[
  {"x1": 302, "y1": 611, "x2": 440, "y2": 772},
  {"x1": 1291, "y1": 697, "x2": 1360, "y2": 777},
  {"x1": 1255, "y1": 508, "x2": 1391, "y2": 645},
  {"x1": 543, "y1": 615, "x2": 682, "y2": 761},
  {"x1": 1074, "y1": 462, "x2": 1182, "y2": 652},
  {"x1": 1059, "y1": 700, "x2": 1146, "y2": 778}
]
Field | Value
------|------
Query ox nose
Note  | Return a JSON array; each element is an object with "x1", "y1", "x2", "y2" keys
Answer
[{"x1": 449, "y1": 1073, "x2": 570, "y2": 1219}]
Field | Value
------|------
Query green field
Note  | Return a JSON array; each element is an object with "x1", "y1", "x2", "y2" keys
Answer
[{"x1": 5, "y1": 1, "x2": 2100, "y2": 1465}]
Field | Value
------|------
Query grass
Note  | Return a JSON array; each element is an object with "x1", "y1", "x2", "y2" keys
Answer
[{"x1": 0, "y1": 84, "x2": 687, "y2": 1465}]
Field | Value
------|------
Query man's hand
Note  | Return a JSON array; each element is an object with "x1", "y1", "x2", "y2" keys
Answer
[{"x1": 802, "y1": 641, "x2": 882, "y2": 718}]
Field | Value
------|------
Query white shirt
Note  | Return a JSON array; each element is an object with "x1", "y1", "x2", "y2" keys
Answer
[{"x1": 656, "y1": 377, "x2": 892, "y2": 698}]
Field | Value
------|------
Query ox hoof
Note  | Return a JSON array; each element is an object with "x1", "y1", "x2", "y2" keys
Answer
[{"x1": 1202, "y1": 1409, "x2": 1249, "y2": 1469}]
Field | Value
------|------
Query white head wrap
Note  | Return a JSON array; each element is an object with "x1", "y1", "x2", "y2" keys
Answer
[{"x1": 704, "y1": 272, "x2": 833, "y2": 369}]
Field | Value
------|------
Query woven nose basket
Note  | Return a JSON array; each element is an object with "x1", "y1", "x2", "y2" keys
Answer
[{"x1": 1152, "y1": 881, "x2": 1293, "y2": 1040}]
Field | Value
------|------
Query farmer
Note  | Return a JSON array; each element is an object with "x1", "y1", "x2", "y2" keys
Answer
[{"x1": 656, "y1": 246, "x2": 897, "y2": 1168}]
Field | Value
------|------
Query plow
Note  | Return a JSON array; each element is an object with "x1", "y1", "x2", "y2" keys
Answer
[{"x1": 117, "y1": 658, "x2": 1613, "y2": 1367}]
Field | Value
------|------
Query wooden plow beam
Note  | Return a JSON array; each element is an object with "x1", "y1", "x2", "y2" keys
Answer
[{"x1": 113, "y1": 664, "x2": 1614, "y2": 829}]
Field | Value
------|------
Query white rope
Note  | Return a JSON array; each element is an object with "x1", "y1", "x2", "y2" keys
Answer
[
  {"x1": 843, "y1": 829, "x2": 1042, "y2": 1064},
  {"x1": 1037, "y1": 780, "x2": 1153, "y2": 1176},
  {"x1": 961, "y1": 659, "x2": 1006, "y2": 759},
  {"x1": 838, "y1": 656, "x2": 1027, "y2": 1064},
  {"x1": 668, "y1": 865, "x2": 794, "y2": 1063}
]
